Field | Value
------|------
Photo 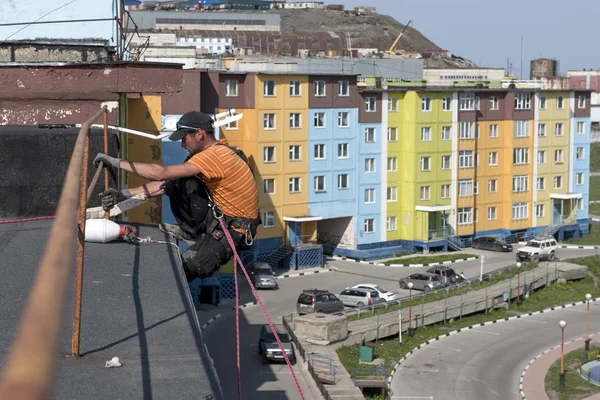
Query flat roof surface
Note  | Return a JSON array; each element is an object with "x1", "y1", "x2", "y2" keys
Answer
[{"x1": 0, "y1": 220, "x2": 223, "y2": 399}]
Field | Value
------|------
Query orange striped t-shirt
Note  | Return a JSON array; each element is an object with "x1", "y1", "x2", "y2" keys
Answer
[{"x1": 186, "y1": 139, "x2": 259, "y2": 220}]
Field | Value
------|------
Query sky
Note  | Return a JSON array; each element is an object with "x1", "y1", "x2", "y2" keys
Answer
[{"x1": 340, "y1": 0, "x2": 600, "y2": 78}]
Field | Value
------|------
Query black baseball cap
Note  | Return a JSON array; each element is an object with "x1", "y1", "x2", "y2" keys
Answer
[{"x1": 169, "y1": 111, "x2": 215, "y2": 141}]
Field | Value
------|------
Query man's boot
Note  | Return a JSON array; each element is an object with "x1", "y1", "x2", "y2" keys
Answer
[{"x1": 159, "y1": 223, "x2": 196, "y2": 246}]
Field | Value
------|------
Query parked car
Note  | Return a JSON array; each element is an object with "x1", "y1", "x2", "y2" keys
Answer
[
  {"x1": 257, "y1": 324, "x2": 296, "y2": 364},
  {"x1": 352, "y1": 283, "x2": 397, "y2": 302},
  {"x1": 516, "y1": 236, "x2": 558, "y2": 263},
  {"x1": 247, "y1": 262, "x2": 278, "y2": 289},
  {"x1": 296, "y1": 289, "x2": 344, "y2": 315},
  {"x1": 472, "y1": 236, "x2": 513, "y2": 252},
  {"x1": 338, "y1": 287, "x2": 382, "y2": 307},
  {"x1": 426, "y1": 266, "x2": 464, "y2": 285},
  {"x1": 398, "y1": 273, "x2": 445, "y2": 292}
]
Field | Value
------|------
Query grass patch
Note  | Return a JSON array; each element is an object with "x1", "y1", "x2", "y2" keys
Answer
[
  {"x1": 337, "y1": 256, "x2": 600, "y2": 399},
  {"x1": 591, "y1": 176, "x2": 600, "y2": 201},
  {"x1": 545, "y1": 346, "x2": 600, "y2": 400},
  {"x1": 384, "y1": 253, "x2": 476, "y2": 265},
  {"x1": 564, "y1": 224, "x2": 600, "y2": 246},
  {"x1": 591, "y1": 142, "x2": 600, "y2": 173},
  {"x1": 590, "y1": 203, "x2": 600, "y2": 216}
]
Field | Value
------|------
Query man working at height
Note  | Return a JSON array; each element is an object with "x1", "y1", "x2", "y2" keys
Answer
[{"x1": 94, "y1": 111, "x2": 260, "y2": 282}]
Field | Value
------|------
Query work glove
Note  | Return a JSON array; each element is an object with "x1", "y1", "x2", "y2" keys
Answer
[
  {"x1": 99, "y1": 188, "x2": 132, "y2": 211},
  {"x1": 93, "y1": 153, "x2": 121, "y2": 169}
]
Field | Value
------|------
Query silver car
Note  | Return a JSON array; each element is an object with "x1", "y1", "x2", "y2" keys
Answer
[
  {"x1": 399, "y1": 273, "x2": 445, "y2": 292},
  {"x1": 257, "y1": 324, "x2": 296, "y2": 364},
  {"x1": 248, "y1": 262, "x2": 278, "y2": 289},
  {"x1": 338, "y1": 287, "x2": 381, "y2": 307}
]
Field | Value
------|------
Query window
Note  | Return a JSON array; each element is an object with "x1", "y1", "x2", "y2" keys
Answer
[
  {"x1": 458, "y1": 207, "x2": 473, "y2": 224},
  {"x1": 577, "y1": 121, "x2": 585, "y2": 134},
  {"x1": 420, "y1": 186, "x2": 430, "y2": 200},
  {"x1": 338, "y1": 174, "x2": 348, "y2": 189},
  {"x1": 554, "y1": 175, "x2": 563, "y2": 189},
  {"x1": 263, "y1": 146, "x2": 275, "y2": 163},
  {"x1": 459, "y1": 122, "x2": 474, "y2": 139},
  {"x1": 577, "y1": 198, "x2": 584, "y2": 211},
  {"x1": 512, "y1": 202, "x2": 528, "y2": 220},
  {"x1": 555, "y1": 123, "x2": 563, "y2": 136},
  {"x1": 555, "y1": 149, "x2": 563, "y2": 164},
  {"x1": 459, "y1": 93, "x2": 475, "y2": 110},
  {"x1": 577, "y1": 173, "x2": 584, "y2": 185},
  {"x1": 458, "y1": 179, "x2": 473, "y2": 196},
  {"x1": 536, "y1": 177, "x2": 545, "y2": 191},
  {"x1": 441, "y1": 184, "x2": 450, "y2": 199},
  {"x1": 513, "y1": 148, "x2": 529, "y2": 164},
  {"x1": 489, "y1": 124, "x2": 499, "y2": 138},
  {"x1": 338, "y1": 143, "x2": 348, "y2": 159},
  {"x1": 366, "y1": 97, "x2": 376, "y2": 112},
  {"x1": 421, "y1": 97, "x2": 431, "y2": 111},
  {"x1": 488, "y1": 179, "x2": 497, "y2": 193},
  {"x1": 338, "y1": 80, "x2": 349, "y2": 96},
  {"x1": 489, "y1": 152, "x2": 498, "y2": 166},
  {"x1": 289, "y1": 145, "x2": 301, "y2": 161},
  {"x1": 537, "y1": 150, "x2": 546, "y2": 164},
  {"x1": 441, "y1": 155, "x2": 451, "y2": 170},
  {"x1": 289, "y1": 177, "x2": 301, "y2": 193},
  {"x1": 476, "y1": 152, "x2": 480, "y2": 166},
  {"x1": 225, "y1": 119, "x2": 238, "y2": 130},
  {"x1": 475, "y1": 96, "x2": 481, "y2": 110},
  {"x1": 387, "y1": 157, "x2": 397, "y2": 172},
  {"x1": 578, "y1": 94, "x2": 586, "y2": 108},
  {"x1": 264, "y1": 80, "x2": 275, "y2": 96},
  {"x1": 556, "y1": 96, "x2": 564, "y2": 109},
  {"x1": 514, "y1": 120, "x2": 530, "y2": 137},
  {"x1": 289, "y1": 81, "x2": 301, "y2": 96},
  {"x1": 539, "y1": 96, "x2": 547, "y2": 109},
  {"x1": 487, "y1": 207, "x2": 497, "y2": 220},
  {"x1": 577, "y1": 147, "x2": 585, "y2": 160},
  {"x1": 421, "y1": 156, "x2": 431, "y2": 171},
  {"x1": 459, "y1": 150, "x2": 473, "y2": 168},
  {"x1": 289, "y1": 113, "x2": 301, "y2": 129},
  {"x1": 387, "y1": 186, "x2": 397, "y2": 202},
  {"x1": 421, "y1": 127, "x2": 431, "y2": 141},
  {"x1": 474, "y1": 180, "x2": 479, "y2": 195},
  {"x1": 387, "y1": 127, "x2": 398, "y2": 141},
  {"x1": 314, "y1": 112, "x2": 325, "y2": 128},
  {"x1": 264, "y1": 113, "x2": 275, "y2": 130},
  {"x1": 364, "y1": 218, "x2": 375, "y2": 233},
  {"x1": 490, "y1": 96, "x2": 499, "y2": 110},
  {"x1": 538, "y1": 123, "x2": 546, "y2": 137},
  {"x1": 514, "y1": 93, "x2": 531, "y2": 110},
  {"x1": 388, "y1": 97, "x2": 398, "y2": 112},
  {"x1": 338, "y1": 112, "x2": 349, "y2": 127},
  {"x1": 365, "y1": 128, "x2": 376, "y2": 143},
  {"x1": 311, "y1": 144, "x2": 326, "y2": 161},
  {"x1": 225, "y1": 80, "x2": 238, "y2": 97},
  {"x1": 364, "y1": 188, "x2": 375, "y2": 203},
  {"x1": 263, "y1": 211, "x2": 275, "y2": 228},
  {"x1": 513, "y1": 175, "x2": 529, "y2": 192},
  {"x1": 442, "y1": 97, "x2": 451, "y2": 111},
  {"x1": 365, "y1": 158, "x2": 375, "y2": 173},
  {"x1": 314, "y1": 80, "x2": 326, "y2": 97},
  {"x1": 386, "y1": 216, "x2": 397, "y2": 231},
  {"x1": 263, "y1": 178, "x2": 275, "y2": 194},
  {"x1": 442, "y1": 126, "x2": 452, "y2": 141},
  {"x1": 536, "y1": 204, "x2": 545, "y2": 218}
]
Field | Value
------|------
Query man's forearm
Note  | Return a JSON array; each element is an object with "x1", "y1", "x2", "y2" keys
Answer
[
  {"x1": 128, "y1": 181, "x2": 166, "y2": 197},
  {"x1": 119, "y1": 160, "x2": 167, "y2": 181}
]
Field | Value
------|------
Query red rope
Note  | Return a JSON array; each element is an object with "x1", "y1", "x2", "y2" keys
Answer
[
  {"x1": 233, "y1": 254, "x2": 242, "y2": 400},
  {"x1": 218, "y1": 218, "x2": 305, "y2": 400},
  {"x1": 0, "y1": 216, "x2": 55, "y2": 225}
]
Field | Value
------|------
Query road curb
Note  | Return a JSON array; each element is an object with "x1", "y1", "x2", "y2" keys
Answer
[
  {"x1": 329, "y1": 255, "x2": 479, "y2": 268},
  {"x1": 232, "y1": 302, "x2": 258, "y2": 310},
  {"x1": 386, "y1": 298, "x2": 600, "y2": 398},
  {"x1": 279, "y1": 268, "x2": 336, "y2": 279},
  {"x1": 590, "y1": 217, "x2": 600, "y2": 223},
  {"x1": 559, "y1": 245, "x2": 600, "y2": 250},
  {"x1": 200, "y1": 313, "x2": 221, "y2": 331}
]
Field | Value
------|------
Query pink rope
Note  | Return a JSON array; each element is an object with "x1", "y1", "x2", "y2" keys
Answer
[
  {"x1": 233, "y1": 254, "x2": 241, "y2": 400},
  {"x1": 218, "y1": 219, "x2": 305, "y2": 400},
  {"x1": 0, "y1": 216, "x2": 55, "y2": 225}
]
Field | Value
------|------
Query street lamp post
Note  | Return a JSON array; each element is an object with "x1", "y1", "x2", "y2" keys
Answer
[
  {"x1": 408, "y1": 282, "x2": 414, "y2": 337},
  {"x1": 559, "y1": 320, "x2": 567, "y2": 387},
  {"x1": 516, "y1": 262, "x2": 522, "y2": 306},
  {"x1": 586, "y1": 293, "x2": 592, "y2": 351}
]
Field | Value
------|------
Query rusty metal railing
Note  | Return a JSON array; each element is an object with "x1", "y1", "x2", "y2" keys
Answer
[{"x1": 0, "y1": 107, "x2": 110, "y2": 400}]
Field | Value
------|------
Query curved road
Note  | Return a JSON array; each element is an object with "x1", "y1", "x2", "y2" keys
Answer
[{"x1": 390, "y1": 302, "x2": 600, "y2": 400}]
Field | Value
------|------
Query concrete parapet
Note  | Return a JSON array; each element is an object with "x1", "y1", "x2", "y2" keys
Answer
[
  {"x1": 294, "y1": 313, "x2": 348, "y2": 344},
  {"x1": 558, "y1": 262, "x2": 588, "y2": 282}
]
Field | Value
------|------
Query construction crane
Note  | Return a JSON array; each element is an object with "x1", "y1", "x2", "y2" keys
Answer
[{"x1": 385, "y1": 20, "x2": 412, "y2": 55}]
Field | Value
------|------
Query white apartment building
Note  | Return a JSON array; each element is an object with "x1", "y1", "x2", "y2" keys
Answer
[
  {"x1": 176, "y1": 36, "x2": 233, "y2": 55},
  {"x1": 281, "y1": 1, "x2": 324, "y2": 9}
]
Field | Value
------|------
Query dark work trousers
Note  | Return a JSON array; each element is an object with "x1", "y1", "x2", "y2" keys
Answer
[{"x1": 164, "y1": 177, "x2": 243, "y2": 282}]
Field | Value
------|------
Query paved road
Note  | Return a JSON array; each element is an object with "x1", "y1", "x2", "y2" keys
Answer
[
  {"x1": 390, "y1": 302, "x2": 600, "y2": 400},
  {"x1": 201, "y1": 246, "x2": 598, "y2": 399}
]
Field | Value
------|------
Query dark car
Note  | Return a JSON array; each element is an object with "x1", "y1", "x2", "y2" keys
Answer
[
  {"x1": 472, "y1": 236, "x2": 513, "y2": 252},
  {"x1": 296, "y1": 289, "x2": 344, "y2": 315},
  {"x1": 426, "y1": 265, "x2": 464, "y2": 285},
  {"x1": 398, "y1": 273, "x2": 445, "y2": 292},
  {"x1": 257, "y1": 324, "x2": 296, "y2": 364}
]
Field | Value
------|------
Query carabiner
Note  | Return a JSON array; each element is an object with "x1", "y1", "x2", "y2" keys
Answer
[
  {"x1": 245, "y1": 229, "x2": 254, "y2": 246},
  {"x1": 211, "y1": 204, "x2": 224, "y2": 220}
]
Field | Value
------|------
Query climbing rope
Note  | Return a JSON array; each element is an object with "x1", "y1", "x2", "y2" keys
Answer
[{"x1": 0, "y1": 216, "x2": 55, "y2": 225}]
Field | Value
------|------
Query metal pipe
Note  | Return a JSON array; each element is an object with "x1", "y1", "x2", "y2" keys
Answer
[
  {"x1": 0, "y1": 107, "x2": 106, "y2": 400},
  {"x1": 104, "y1": 110, "x2": 110, "y2": 219},
  {"x1": 0, "y1": 17, "x2": 117, "y2": 27}
]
